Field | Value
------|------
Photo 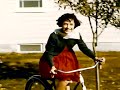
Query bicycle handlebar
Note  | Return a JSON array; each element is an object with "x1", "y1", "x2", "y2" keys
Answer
[{"x1": 57, "y1": 62, "x2": 99, "y2": 73}]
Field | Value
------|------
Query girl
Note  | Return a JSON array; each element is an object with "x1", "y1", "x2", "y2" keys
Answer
[{"x1": 39, "y1": 13, "x2": 104, "y2": 90}]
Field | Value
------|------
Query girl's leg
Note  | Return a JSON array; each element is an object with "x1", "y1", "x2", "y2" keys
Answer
[{"x1": 56, "y1": 80, "x2": 69, "y2": 90}]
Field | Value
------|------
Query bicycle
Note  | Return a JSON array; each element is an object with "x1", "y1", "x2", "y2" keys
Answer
[{"x1": 25, "y1": 61, "x2": 100, "y2": 90}]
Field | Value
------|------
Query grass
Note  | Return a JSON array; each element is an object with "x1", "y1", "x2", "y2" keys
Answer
[{"x1": 0, "y1": 51, "x2": 120, "y2": 90}]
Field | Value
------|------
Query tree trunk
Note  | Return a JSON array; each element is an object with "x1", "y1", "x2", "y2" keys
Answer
[{"x1": 92, "y1": 33, "x2": 100, "y2": 90}]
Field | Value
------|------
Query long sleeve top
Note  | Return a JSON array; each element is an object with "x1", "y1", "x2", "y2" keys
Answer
[{"x1": 43, "y1": 32, "x2": 95, "y2": 67}]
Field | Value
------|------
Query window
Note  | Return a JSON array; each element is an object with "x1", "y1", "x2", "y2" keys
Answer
[
  {"x1": 20, "y1": 45, "x2": 41, "y2": 51},
  {"x1": 19, "y1": 0, "x2": 42, "y2": 8},
  {"x1": 18, "y1": 43, "x2": 44, "y2": 53},
  {"x1": 15, "y1": 0, "x2": 55, "y2": 13}
]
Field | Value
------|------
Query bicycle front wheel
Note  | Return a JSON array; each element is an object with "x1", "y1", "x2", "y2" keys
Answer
[{"x1": 25, "y1": 75, "x2": 49, "y2": 90}]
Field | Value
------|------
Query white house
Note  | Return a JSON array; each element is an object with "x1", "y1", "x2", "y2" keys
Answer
[
  {"x1": 0, "y1": 0, "x2": 60, "y2": 53},
  {"x1": 0, "y1": 0, "x2": 120, "y2": 53}
]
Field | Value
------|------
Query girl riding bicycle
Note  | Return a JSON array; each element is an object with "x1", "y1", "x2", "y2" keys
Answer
[{"x1": 39, "y1": 13, "x2": 104, "y2": 90}]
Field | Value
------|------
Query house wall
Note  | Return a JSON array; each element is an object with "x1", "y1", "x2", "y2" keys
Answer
[
  {"x1": 0, "y1": 0, "x2": 60, "y2": 52},
  {"x1": 0, "y1": 0, "x2": 60, "y2": 44},
  {"x1": 0, "y1": 0, "x2": 120, "y2": 53}
]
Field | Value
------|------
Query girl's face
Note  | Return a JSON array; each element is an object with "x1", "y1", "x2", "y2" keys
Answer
[{"x1": 62, "y1": 19, "x2": 75, "y2": 34}]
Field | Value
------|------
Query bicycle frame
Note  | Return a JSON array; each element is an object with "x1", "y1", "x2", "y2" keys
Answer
[
  {"x1": 57, "y1": 61, "x2": 100, "y2": 90},
  {"x1": 25, "y1": 61, "x2": 100, "y2": 90}
]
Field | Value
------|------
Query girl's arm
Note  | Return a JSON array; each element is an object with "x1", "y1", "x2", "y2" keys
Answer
[
  {"x1": 45, "y1": 32, "x2": 57, "y2": 67},
  {"x1": 77, "y1": 35, "x2": 95, "y2": 60}
]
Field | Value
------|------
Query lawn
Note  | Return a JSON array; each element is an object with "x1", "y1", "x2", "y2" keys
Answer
[{"x1": 0, "y1": 51, "x2": 120, "y2": 90}]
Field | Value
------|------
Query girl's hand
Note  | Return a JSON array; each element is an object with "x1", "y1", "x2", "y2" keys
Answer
[
  {"x1": 50, "y1": 66, "x2": 57, "y2": 78},
  {"x1": 95, "y1": 57, "x2": 106, "y2": 69},
  {"x1": 95, "y1": 57, "x2": 106, "y2": 63}
]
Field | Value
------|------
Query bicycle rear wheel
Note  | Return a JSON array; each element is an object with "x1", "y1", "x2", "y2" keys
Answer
[{"x1": 25, "y1": 75, "x2": 50, "y2": 90}]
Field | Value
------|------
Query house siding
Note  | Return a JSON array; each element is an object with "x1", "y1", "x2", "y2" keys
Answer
[{"x1": 0, "y1": 0, "x2": 120, "y2": 53}]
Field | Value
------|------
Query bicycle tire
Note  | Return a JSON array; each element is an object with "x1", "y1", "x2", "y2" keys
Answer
[{"x1": 25, "y1": 75, "x2": 50, "y2": 90}]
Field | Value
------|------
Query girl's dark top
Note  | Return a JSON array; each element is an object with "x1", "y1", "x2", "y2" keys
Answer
[{"x1": 43, "y1": 32, "x2": 95, "y2": 67}]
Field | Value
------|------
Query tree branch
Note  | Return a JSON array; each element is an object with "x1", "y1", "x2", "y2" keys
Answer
[{"x1": 88, "y1": 16, "x2": 94, "y2": 34}]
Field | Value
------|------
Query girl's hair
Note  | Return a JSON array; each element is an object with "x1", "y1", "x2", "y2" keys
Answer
[{"x1": 56, "y1": 13, "x2": 81, "y2": 28}]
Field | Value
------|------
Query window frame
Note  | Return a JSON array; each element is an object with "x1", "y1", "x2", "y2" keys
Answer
[
  {"x1": 15, "y1": 0, "x2": 46, "y2": 13},
  {"x1": 17, "y1": 43, "x2": 43, "y2": 53}
]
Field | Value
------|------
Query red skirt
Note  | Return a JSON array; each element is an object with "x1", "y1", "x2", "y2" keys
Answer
[{"x1": 39, "y1": 47, "x2": 80, "y2": 82}]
